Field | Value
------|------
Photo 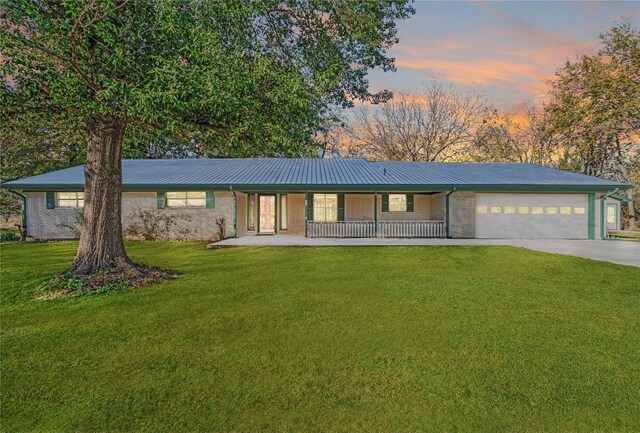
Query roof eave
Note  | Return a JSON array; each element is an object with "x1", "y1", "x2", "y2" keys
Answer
[{"x1": 2, "y1": 182, "x2": 633, "y2": 193}]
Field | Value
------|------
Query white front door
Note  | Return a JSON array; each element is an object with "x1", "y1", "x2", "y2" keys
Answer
[{"x1": 259, "y1": 195, "x2": 276, "y2": 233}]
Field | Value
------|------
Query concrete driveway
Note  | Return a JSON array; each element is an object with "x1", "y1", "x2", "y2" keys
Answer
[{"x1": 215, "y1": 236, "x2": 640, "y2": 267}]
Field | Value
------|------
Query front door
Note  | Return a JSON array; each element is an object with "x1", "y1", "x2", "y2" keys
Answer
[
  {"x1": 606, "y1": 203, "x2": 619, "y2": 231},
  {"x1": 259, "y1": 195, "x2": 276, "y2": 233}
]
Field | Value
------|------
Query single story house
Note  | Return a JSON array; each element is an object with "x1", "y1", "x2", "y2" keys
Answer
[{"x1": 3, "y1": 158, "x2": 633, "y2": 241}]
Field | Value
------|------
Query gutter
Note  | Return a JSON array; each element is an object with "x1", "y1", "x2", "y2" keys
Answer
[
  {"x1": 7, "y1": 189, "x2": 27, "y2": 241},
  {"x1": 445, "y1": 187, "x2": 457, "y2": 238},
  {"x1": 600, "y1": 188, "x2": 632, "y2": 241}
]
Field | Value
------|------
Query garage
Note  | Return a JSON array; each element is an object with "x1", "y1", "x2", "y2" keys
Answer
[{"x1": 474, "y1": 193, "x2": 589, "y2": 239}]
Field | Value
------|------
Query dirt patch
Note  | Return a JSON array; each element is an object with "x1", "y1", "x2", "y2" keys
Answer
[{"x1": 37, "y1": 262, "x2": 180, "y2": 300}]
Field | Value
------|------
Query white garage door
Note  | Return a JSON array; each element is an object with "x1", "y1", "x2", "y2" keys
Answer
[{"x1": 475, "y1": 193, "x2": 589, "y2": 239}]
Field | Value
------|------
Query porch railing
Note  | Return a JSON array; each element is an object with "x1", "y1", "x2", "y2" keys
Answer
[
  {"x1": 307, "y1": 221, "x2": 376, "y2": 238},
  {"x1": 306, "y1": 220, "x2": 446, "y2": 238}
]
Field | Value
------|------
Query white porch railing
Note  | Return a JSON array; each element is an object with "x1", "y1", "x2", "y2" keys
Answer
[
  {"x1": 307, "y1": 221, "x2": 376, "y2": 238},
  {"x1": 377, "y1": 220, "x2": 446, "y2": 238},
  {"x1": 306, "y1": 220, "x2": 446, "y2": 238}
]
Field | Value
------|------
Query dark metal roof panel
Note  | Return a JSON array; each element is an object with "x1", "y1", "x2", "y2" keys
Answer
[{"x1": 3, "y1": 158, "x2": 630, "y2": 190}]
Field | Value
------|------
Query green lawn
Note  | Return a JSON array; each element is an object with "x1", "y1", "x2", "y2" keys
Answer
[{"x1": 1, "y1": 242, "x2": 639, "y2": 432}]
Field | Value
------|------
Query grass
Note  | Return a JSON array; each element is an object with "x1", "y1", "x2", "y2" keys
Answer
[{"x1": 1, "y1": 242, "x2": 639, "y2": 432}]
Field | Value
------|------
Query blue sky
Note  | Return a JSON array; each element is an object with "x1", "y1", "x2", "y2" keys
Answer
[{"x1": 364, "y1": 1, "x2": 639, "y2": 110}]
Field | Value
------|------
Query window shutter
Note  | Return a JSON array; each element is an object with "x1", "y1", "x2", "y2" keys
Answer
[
  {"x1": 406, "y1": 193, "x2": 414, "y2": 212},
  {"x1": 157, "y1": 192, "x2": 166, "y2": 209},
  {"x1": 337, "y1": 193, "x2": 345, "y2": 221},
  {"x1": 46, "y1": 192, "x2": 55, "y2": 209},
  {"x1": 306, "y1": 194, "x2": 314, "y2": 221},
  {"x1": 206, "y1": 191, "x2": 215, "y2": 208},
  {"x1": 382, "y1": 193, "x2": 389, "y2": 212}
]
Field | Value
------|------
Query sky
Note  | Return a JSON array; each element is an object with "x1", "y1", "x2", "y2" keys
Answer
[{"x1": 364, "y1": 0, "x2": 639, "y2": 111}]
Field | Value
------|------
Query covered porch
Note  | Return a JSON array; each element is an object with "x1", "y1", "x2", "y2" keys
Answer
[{"x1": 236, "y1": 191, "x2": 449, "y2": 238}]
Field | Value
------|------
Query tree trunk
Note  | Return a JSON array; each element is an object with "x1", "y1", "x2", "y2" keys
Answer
[{"x1": 67, "y1": 114, "x2": 132, "y2": 276}]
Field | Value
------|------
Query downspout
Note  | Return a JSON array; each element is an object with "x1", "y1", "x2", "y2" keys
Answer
[
  {"x1": 8, "y1": 188, "x2": 27, "y2": 241},
  {"x1": 600, "y1": 188, "x2": 624, "y2": 241},
  {"x1": 445, "y1": 187, "x2": 457, "y2": 238},
  {"x1": 230, "y1": 186, "x2": 237, "y2": 238},
  {"x1": 374, "y1": 192, "x2": 378, "y2": 238}
]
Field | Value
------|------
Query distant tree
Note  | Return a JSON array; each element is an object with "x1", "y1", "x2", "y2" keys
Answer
[
  {"x1": 348, "y1": 81, "x2": 487, "y2": 161},
  {"x1": 546, "y1": 21, "x2": 640, "y2": 180},
  {"x1": 472, "y1": 104, "x2": 562, "y2": 166},
  {"x1": 1, "y1": 0, "x2": 413, "y2": 275}
]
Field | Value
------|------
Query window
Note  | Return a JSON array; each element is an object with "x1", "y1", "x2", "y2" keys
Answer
[
  {"x1": 313, "y1": 193, "x2": 338, "y2": 222},
  {"x1": 389, "y1": 194, "x2": 407, "y2": 212},
  {"x1": 517, "y1": 207, "x2": 529, "y2": 214},
  {"x1": 546, "y1": 207, "x2": 558, "y2": 214},
  {"x1": 532, "y1": 207, "x2": 544, "y2": 214},
  {"x1": 560, "y1": 207, "x2": 571, "y2": 215},
  {"x1": 248, "y1": 194, "x2": 256, "y2": 231},
  {"x1": 280, "y1": 194, "x2": 288, "y2": 230},
  {"x1": 490, "y1": 206, "x2": 502, "y2": 214},
  {"x1": 607, "y1": 205, "x2": 617, "y2": 224},
  {"x1": 56, "y1": 192, "x2": 84, "y2": 208},
  {"x1": 573, "y1": 207, "x2": 585, "y2": 215},
  {"x1": 476, "y1": 206, "x2": 488, "y2": 214},
  {"x1": 504, "y1": 206, "x2": 516, "y2": 214},
  {"x1": 166, "y1": 191, "x2": 206, "y2": 207}
]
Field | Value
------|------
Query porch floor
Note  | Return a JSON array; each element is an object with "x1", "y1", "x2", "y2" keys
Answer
[{"x1": 212, "y1": 235, "x2": 640, "y2": 267}]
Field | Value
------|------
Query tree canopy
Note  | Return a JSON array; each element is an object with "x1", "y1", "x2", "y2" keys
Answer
[{"x1": 1, "y1": 0, "x2": 415, "y2": 156}]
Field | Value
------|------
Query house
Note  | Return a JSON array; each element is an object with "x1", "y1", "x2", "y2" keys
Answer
[{"x1": 3, "y1": 158, "x2": 632, "y2": 241}]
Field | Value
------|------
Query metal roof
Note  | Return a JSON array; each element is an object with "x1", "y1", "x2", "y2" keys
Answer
[{"x1": 2, "y1": 158, "x2": 632, "y2": 192}]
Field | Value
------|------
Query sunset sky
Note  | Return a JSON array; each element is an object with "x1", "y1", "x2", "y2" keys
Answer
[{"x1": 365, "y1": 1, "x2": 639, "y2": 111}]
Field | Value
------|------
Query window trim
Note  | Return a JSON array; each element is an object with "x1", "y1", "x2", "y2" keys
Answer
[
  {"x1": 55, "y1": 191, "x2": 84, "y2": 208},
  {"x1": 313, "y1": 193, "x2": 338, "y2": 222},
  {"x1": 165, "y1": 191, "x2": 207, "y2": 208},
  {"x1": 388, "y1": 193, "x2": 408, "y2": 212}
]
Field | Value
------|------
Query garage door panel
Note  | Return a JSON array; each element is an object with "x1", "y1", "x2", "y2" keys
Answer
[{"x1": 475, "y1": 193, "x2": 588, "y2": 239}]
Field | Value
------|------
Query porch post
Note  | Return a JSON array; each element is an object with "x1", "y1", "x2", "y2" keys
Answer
[
  {"x1": 374, "y1": 192, "x2": 378, "y2": 238},
  {"x1": 304, "y1": 192, "x2": 308, "y2": 237}
]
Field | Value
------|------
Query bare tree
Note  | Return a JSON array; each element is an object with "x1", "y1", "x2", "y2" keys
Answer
[
  {"x1": 472, "y1": 104, "x2": 563, "y2": 166},
  {"x1": 348, "y1": 81, "x2": 487, "y2": 161}
]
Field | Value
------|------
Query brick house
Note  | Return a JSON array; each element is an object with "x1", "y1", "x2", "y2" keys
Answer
[{"x1": 3, "y1": 158, "x2": 632, "y2": 241}]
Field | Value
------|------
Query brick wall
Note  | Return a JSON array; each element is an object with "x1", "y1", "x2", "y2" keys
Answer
[
  {"x1": 25, "y1": 191, "x2": 235, "y2": 241},
  {"x1": 449, "y1": 192, "x2": 475, "y2": 238}
]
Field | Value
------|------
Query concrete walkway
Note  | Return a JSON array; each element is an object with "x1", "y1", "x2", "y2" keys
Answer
[{"x1": 215, "y1": 236, "x2": 640, "y2": 267}]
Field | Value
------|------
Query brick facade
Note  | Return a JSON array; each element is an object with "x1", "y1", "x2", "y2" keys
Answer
[
  {"x1": 449, "y1": 192, "x2": 475, "y2": 238},
  {"x1": 24, "y1": 190, "x2": 466, "y2": 240},
  {"x1": 25, "y1": 191, "x2": 235, "y2": 241}
]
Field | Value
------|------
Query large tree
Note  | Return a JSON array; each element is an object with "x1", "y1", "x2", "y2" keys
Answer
[
  {"x1": 472, "y1": 104, "x2": 563, "y2": 166},
  {"x1": 1, "y1": 0, "x2": 414, "y2": 274},
  {"x1": 545, "y1": 21, "x2": 640, "y2": 179},
  {"x1": 348, "y1": 81, "x2": 487, "y2": 161}
]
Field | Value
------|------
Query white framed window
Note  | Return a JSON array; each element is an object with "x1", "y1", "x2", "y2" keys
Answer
[
  {"x1": 56, "y1": 192, "x2": 84, "y2": 208},
  {"x1": 560, "y1": 207, "x2": 571, "y2": 215},
  {"x1": 490, "y1": 206, "x2": 502, "y2": 214},
  {"x1": 532, "y1": 207, "x2": 544, "y2": 215},
  {"x1": 573, "y1": 207, "x2": 585, "y2": 215},
  {"x1": 313, "y1": 194, "x2": 338, "y2": 222},
  {"x1": 280, "y1": 194, "x2": 288, "y2": 230},
  {"x1": 476, "y1": 206, "x2": 488, "y2": 214},
  {"x1": 546, "y1": 207, "x2": 558, "y2": 215},
  {"x1": 517, "y1": 207, "x2": 529, "y2": 214},
  {"x1": 504, "y1": 206, "x2": 516, "y2": 214},
  {"x1": 389, "y1": 194, "x2": 407, "y2": 212},
  {"x1": 167, "y1": 191, "x2": 206, "y2": 207}
]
